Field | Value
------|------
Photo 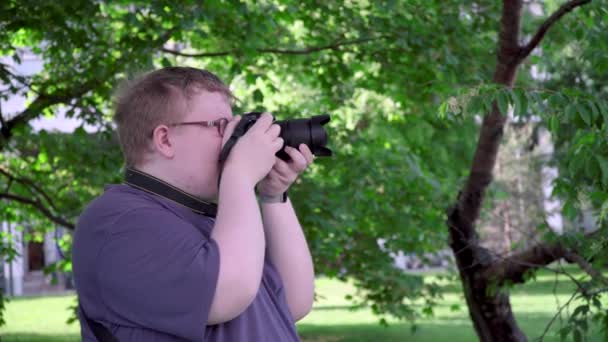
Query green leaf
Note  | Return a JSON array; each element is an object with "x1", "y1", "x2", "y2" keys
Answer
[
  {"x1": 566, "y1": 103, "x2": 577, "y2": 122},
  {"x1": 466, "y1": 95, "x2": 484, "y2": 114},
  {"x1": 252, "y1": 89, "x2": 264, "y2": 103},
  {"x1": 549, "y1": 115, "x2": 559, "y2": 135},
  {"x1": 438, "y1": 101, "x2": 448, "y2": 118},
  {"x1": 572, "y1": 304, "x2": 589, "y2": 318},
  {"x1": 482, "y1": 93, "x2": 494, "y2": 113},
  {"x1": 599, "y1": 100, "x2": 608, "y2": 127},
  {"x1": 514, "y1": 88, "x2": 528, "y2": 117},
  {"x1": 588, "y1": 99, "x2": 599, "y2": 122},
  {"x1": 578, "y1": 102, "x2": 592, "y2": 125},
  {"x1": 562, "y1": 199, "x2": 578, "y2": 221},
  {"x1": 596, "y1": 155, "x2": 608, "y2": 187},
  {"x1": 160, "y1": 57, "x2": 172, "y2": 68},
  {"x1": 497, "y1": 90, "x2": 509, "y2": 114}
]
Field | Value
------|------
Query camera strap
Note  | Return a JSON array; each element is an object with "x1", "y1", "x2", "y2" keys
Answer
[
  {"x1": 124, "y1": 167, "x2": 217, "y2": 218},
  {"x1": 217, "y1": 117, "x2": 252, "y2": 189}
]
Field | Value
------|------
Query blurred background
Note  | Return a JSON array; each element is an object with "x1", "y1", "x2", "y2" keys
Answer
[{"x1": 1, "y1": 0, "x2": 607, "y2": 341}]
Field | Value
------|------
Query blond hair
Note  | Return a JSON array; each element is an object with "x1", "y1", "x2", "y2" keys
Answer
[{"x1": 113, "y1": 66, "x2": 232, "y2": 167}]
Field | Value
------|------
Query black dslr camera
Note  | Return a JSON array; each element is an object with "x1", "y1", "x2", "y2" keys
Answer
[{"x1": 219, "y1": 112, "x2": 332, "y2": 163}]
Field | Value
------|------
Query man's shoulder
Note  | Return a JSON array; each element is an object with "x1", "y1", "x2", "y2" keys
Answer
[
  {"x1": 81, "y1": 184, "x2": 162, "y2": 218},
  {"x1": 76, "y1": 184, "x2": 190, "y2": 234}
]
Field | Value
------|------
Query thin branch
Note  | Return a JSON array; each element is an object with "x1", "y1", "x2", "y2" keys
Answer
[
  {"x1": 0, "y1": 167, "x2": 60, "y2": 212},
  {"x1": 519, "y1": 0, "x2": 592, "y2": 61},
  {"x1": 161, "y1": 48, "x2": 232, "y2": 57},
  {"x1": 536, "y1": 288, "x2": 579, "y2": 341},
  {"x1": 161, "y1": 36, "x2": 390, "y2": 58},
  {"x1": 562, "y1": 250, "x2": 608, "y2": 286},
  {"x1": 0, "y1": 62, "x2": 37, "y2": 93},
  {"x1": 0, "y1": 192, "x2": 74, "y2": 229},
  {"x1": 1, "y1": 82, "x2": 100, "y2": 151},
  {"x1": 552, "y1": 263, "x2": 563, "y2": 333}
]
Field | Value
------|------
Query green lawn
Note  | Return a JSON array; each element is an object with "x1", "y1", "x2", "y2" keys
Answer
[{"x1": 1, "y1": 270, "x2": 605, "y2": 341}]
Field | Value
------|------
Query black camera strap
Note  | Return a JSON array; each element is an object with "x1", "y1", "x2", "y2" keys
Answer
[
  {"x1": 217, "y1": 115, "x2": 255, "y2": 189},
  {"x1": 125, "y1": 168, "x2": 217, "y2": 218}
]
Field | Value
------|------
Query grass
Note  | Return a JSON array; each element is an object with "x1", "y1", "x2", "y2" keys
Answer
[{"x1": 1, "y1": 269, "x2": 605, "y2": 341}]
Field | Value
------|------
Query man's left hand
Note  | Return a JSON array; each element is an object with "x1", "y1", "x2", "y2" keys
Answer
[{"x1": 257, "y1": 144, "x2": 315, "y2": 197}]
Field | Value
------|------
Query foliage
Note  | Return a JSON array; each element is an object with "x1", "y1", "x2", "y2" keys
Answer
[{"x1": 0, "y1": 0, "x2": 607, "y2": 339}]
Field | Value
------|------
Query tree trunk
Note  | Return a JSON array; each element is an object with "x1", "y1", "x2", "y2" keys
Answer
[{"x1": 449, "y1": 204, "x2": 527, "y2": 341}]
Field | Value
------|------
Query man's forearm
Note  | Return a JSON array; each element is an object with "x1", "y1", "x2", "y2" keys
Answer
[
  {"x1": 261, "y1": 198, "x2": 315, "y2": 321},
  {"x1": 209, "y1": 169, "x2": 266, "y2": 323}
]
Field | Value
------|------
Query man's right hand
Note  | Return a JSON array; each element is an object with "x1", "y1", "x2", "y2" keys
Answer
[{"x1": 221, "y1": 113, "x2": 284, "y2": 186}]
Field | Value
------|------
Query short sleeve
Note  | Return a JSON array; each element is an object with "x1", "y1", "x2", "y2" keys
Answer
[{"x1": 97, "y1": 207, "x2": 220, "y2": 341}]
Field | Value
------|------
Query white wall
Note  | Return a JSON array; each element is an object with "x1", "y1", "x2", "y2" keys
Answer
[{"x1": 2, "y1": 222, "x2": 24, "y2": 296}]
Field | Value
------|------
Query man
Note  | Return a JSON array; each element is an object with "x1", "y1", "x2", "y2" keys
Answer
[{"x1": 72, "y1": 66, "x2": 315, "y2": 341}]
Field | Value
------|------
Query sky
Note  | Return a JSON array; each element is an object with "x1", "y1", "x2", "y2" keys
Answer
[{"x1": 1, "y1": 54, "x2": 97, "y2": 133}]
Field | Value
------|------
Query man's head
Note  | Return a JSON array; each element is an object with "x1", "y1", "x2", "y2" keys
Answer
[{"x1": 114, "y1": 66, "x2": 234, "y2": 199}]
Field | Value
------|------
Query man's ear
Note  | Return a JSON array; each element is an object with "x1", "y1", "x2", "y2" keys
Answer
[{"x1": 151, "y1": 125, "x2": 175, "y2": 159}]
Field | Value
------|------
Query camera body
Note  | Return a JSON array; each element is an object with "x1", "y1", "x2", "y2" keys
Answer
[{"x1": 239, "y1": 112, "x2": 332, "y2": 161}]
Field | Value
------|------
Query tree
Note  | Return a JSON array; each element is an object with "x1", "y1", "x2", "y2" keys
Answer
[
  {"x1": 1, "y1": 1, "x2": 607, "y2": 340},
  {"x1": 444, "y1": 1, "x2": 608, "y2": 340}
]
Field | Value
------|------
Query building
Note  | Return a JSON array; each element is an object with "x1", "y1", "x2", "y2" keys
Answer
[{"x1": 2, "y1": 222, "x2": 72, "y2": 296}]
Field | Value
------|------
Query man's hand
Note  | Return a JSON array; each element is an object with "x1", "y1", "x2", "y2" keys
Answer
[
  {"x1": 221, "y1": 113, "x2": 284, "y2": 187},
  {"x1": 257, "y1": 144, "x2": 315, "y2": 197}
]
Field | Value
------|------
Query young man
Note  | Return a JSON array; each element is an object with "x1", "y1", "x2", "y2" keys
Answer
[{"x1": 72, "y1": 66, "x2": 315, "y2": 341}]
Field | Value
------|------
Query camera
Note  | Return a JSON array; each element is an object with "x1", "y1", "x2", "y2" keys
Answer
[{"x1": 239, "y1": 112, "x2": 332, "y2": 161}]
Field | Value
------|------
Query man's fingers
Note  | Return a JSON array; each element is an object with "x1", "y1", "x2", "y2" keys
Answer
[
  {"x1": 266, "y1": 124, "x2": 281, "y2": 139},
  {"x1": 272, "y1": 137, "x2": 284, "y2": 152},
  {"x1": 249, "y1": 112, "x2": 274, "y2": 133},
  {"x1": 284, "y1": 146, "x2": 308, "y2": 172},
  {"x1": 267, "y1": 168, "x2": 290, "y2": 184},
  {"x1": 273, "y1": 157, "x2": 291, "y2": 176},
  {"x1": 268, "y1": 163, "x2": 298, "y2": 183},
  {"x1": 299, "y1": 144, "x2": 315, "y2": 164}
]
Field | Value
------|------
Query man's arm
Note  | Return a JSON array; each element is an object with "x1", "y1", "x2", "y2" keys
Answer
[
  {"x1": 256, "y1": 143, "x2": 316, "y2": 321},
  {"x1": 261, "y1": 199, "x2": 315, "y2": 321},
  {"x1": 208, "y1": 114, "x2": 284, "y2": 324},
  {"x1": 209, "y1": 169, "x2": 264, "y2": 325}
]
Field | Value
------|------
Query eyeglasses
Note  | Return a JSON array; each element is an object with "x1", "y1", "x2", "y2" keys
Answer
[{"x1": 166, "y1": 118, "x2": 229, "y2": 137}]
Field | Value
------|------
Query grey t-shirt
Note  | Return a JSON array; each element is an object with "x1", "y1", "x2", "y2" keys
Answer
[{"x1": 73, "y1": 184, "x2": 300, "y2": 341}]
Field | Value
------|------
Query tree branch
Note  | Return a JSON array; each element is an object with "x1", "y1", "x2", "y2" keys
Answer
[
  {"x1": 538, "y1": 287, "x2": 579, "y2": 341},
  {"x1": 482, "y1": 242, "x2": 566, "y2": 286},
  {"x1": 0, "y1": 28, "x2": 177, "y2": 152},
  {"x1": 562, "y1": 249, "x2": 608, "y2": 286},
  {"x1": 483, "y1": 238, "x2": 608, "y2": 288},
  {"x1": 519, "y1": 0, "x2": 592, "y2": 61},
  {"x1": 1, "y1": 86, "x2": 95, "y2": 149},
  {"x1": 0, "y1": 167, "x2": 60, "y2": 212},
  {"x1": 0, "y1": 192, "x2": 74, "y2": 229},
  {"x1": 161, "y1": 36, "x2": 389, "y2": 58}
]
